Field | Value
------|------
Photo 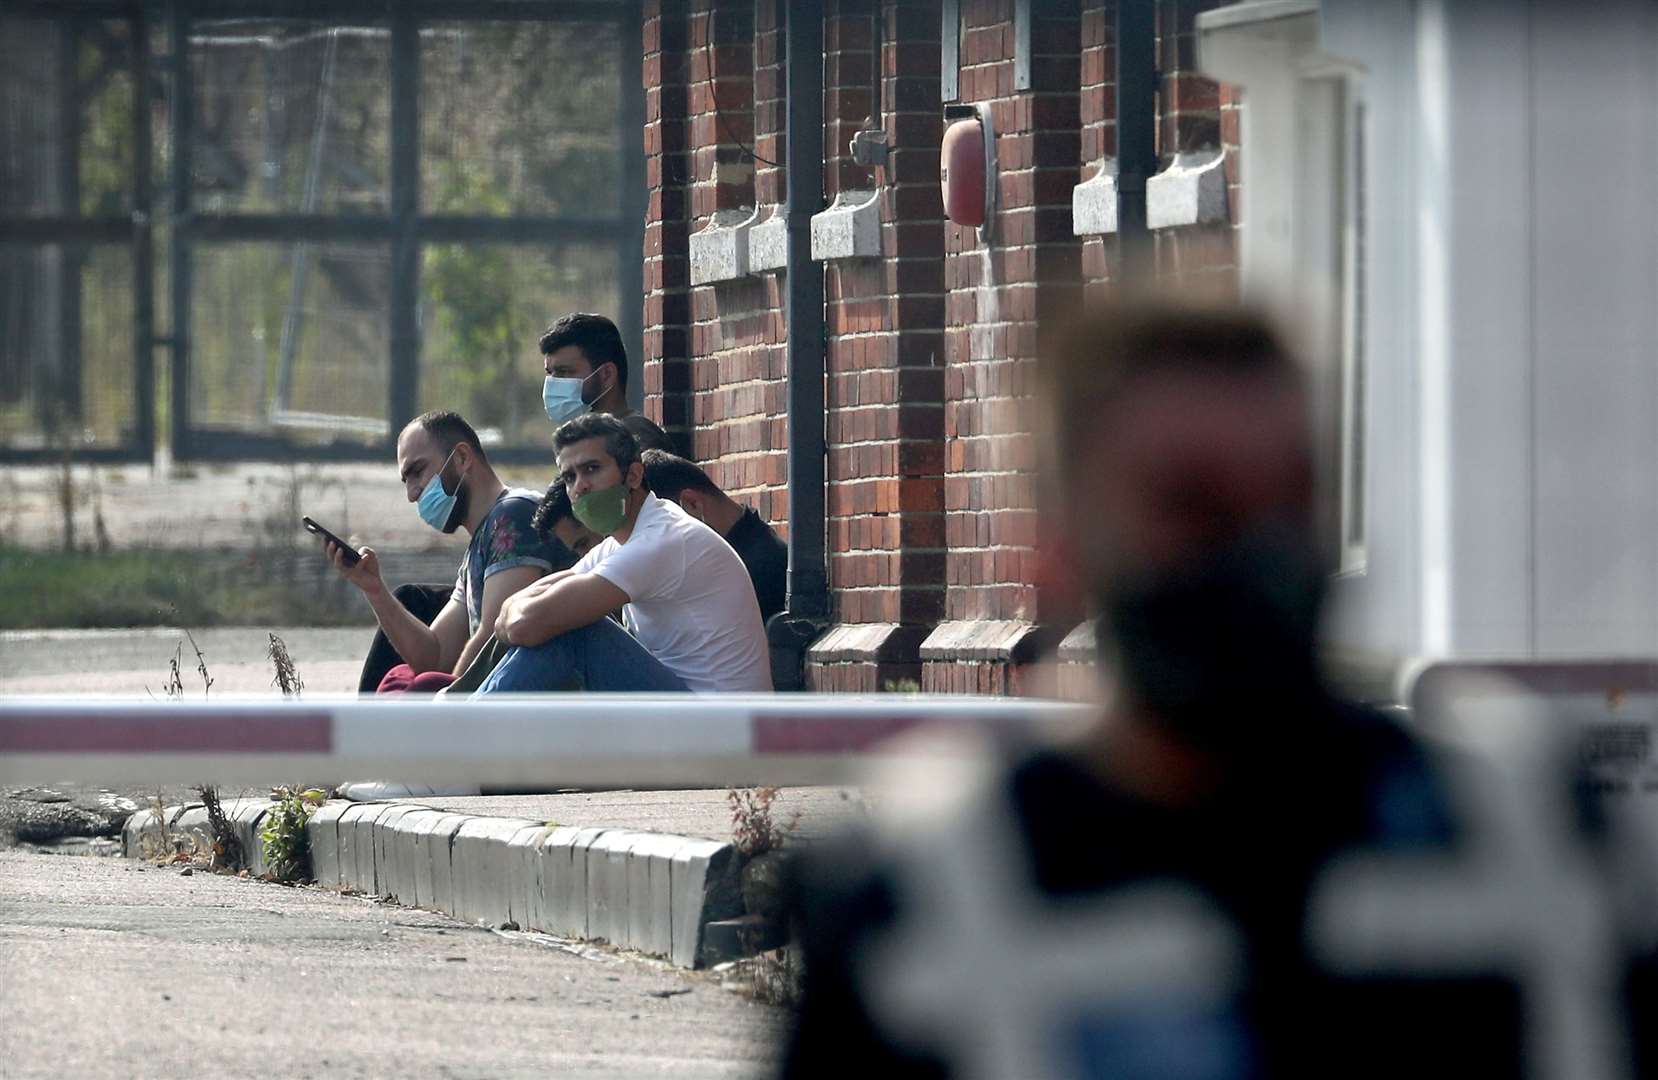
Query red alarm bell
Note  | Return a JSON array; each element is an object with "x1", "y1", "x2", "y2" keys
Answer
[
  {"x1": 941, "y1": 117, "x2": 986, "y2": 228},
  {"x1": 940, "y1": 104, "x2": 997, "y2": 238}
]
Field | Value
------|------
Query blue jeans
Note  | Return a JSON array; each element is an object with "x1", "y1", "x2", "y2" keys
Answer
[{"x1": 474, "y1": 618, "x2": 691, "y2": 694}]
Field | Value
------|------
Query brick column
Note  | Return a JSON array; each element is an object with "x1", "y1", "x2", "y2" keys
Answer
[
  {"x1": 1079, "y1": 0, "x2": 1118, "y2": 290},
  {"x1": 925, "y1": 0, "x2": 1081, "y2": 695},
  {"x1": 684, "y1": 0, "x2": 789, "y2": 526},
  {"x1": 1151, "y1": 0, "x2": 1237, "y2": 289},
  {"x1": 642, "y1": 1, "x2": 695, "y2": 452},
  {"x1": 690, "y1": 0, "x2": 757, "y2": 218},
  {"x1": 809, "y1": 0, "x2": 949, "y2": 693}
]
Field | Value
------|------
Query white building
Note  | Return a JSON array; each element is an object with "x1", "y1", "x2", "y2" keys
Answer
[{"x1": 1200, "y1": 0, "x2": 1658, "y2": 670}]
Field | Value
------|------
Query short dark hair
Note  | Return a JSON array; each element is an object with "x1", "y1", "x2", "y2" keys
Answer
[
  {"x1": 407, "y1": 409, "x2": 488, "y2": 465},
  {"x1": 531, "y1": 479, "x2": 574, "y2": 540},
  {"x1": 640, "y1": 449, "x2": 721, "y2": 502},
  {"x1": 1041, "y1": 302, "x2": 1300, "y2": 470},
  {"x1": 553, "y1": 412, "x2": 640, "y2": 474},
  {"x1": 539, "y1": 312, "x2": 629, "y2": 391}
]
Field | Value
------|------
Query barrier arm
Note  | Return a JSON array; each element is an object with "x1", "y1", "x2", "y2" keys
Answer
[{"x1": 0, "y1": 693, "x2": 1093, "y2": 789}]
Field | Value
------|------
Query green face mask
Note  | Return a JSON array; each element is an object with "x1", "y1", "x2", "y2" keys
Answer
[{"x1": 573, "y1": 482, "x2": 630, "y2": 536}]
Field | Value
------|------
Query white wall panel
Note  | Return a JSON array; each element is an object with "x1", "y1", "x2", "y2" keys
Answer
[{"x1": 1530, "y1": 0, "x2": 1658, "y2": 655}]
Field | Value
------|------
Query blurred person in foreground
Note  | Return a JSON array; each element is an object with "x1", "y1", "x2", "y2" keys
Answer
[
  {"x1": 780, "y1": 303, "x2": 1656, "y2": 1080},
  {"x1": 641, "y1": 449, "x2": 788, "y2": 622}
]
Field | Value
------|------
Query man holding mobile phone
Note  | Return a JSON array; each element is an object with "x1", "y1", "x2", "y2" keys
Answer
[{"x1": 320, "y1": 410, "x2": 563, "y2": 693}]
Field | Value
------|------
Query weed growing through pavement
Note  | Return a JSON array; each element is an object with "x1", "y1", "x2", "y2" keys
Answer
[
  {"x1": 162, "y1": 645, "x2": 185, "y2": 699},
  {"x1": 54, "y1": 436, "x2": 75, "y2": 552},
  {"x1": 267, "y1": 633, "x2": 303, "y2": 697},
  {"x1": 157, "y1": 633, "x2": 238, "y2": 868},
  {"x1": 739, "y1": 948, "x2": 802, "y2": 1008},
  {"x1": 194, "y1": 784, "x2": 241, "y2": 870},
  {"x1": 258, "y1": 638, "x2": 328, "y2": 882},
  {"x1": 185, "y1": 630, "x2": 213, "y2": 696},
  {"x1": 727, "y1": 787, "x2": 798, "y2": 857},
  {"x1": 138, "y1": 791, "x2": 174, "y2": 861},
  {"x1": 261, "y1": 786, "x2": 327, "y2": 883}
]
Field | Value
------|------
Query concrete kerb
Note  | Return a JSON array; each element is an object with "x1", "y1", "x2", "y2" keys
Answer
[
  {"x1": 590, "y1": 830, "x2": 635, "y2": 946},
  {"x1": 385, "y1": 807, "x2": 448, "y2": 908},
  {"x1": 421, "y1": 812, "x2": 472, "y2": 916},
  {"x1": 306, "y1": 800, "x2": 353, "y2": 886},
  {"x1": 121, "y1": 806, "x2": 160, "y2": 858},
  {"x1": 451, "y1": 816, "x2": 542, "y2": 927},
  {"x1": 227, "y1": 799, "x2": 272, "y2": 876},
  {"x1": 368, "y1": 803, "x2": 429, "y2": 902},
  {"x1": 122, "y1": 798, "x2": 743, "y2": 968},
  {"x1": 117, "y1": 797, "x2": 265, "y2": 869},
  {"x1": 671, "y1": 839, "x2": 742, "y2": 969},
  {"x1": 331, "y1": 803, "x2": 374, "y2": 889},
  {"x1": 481, "y1": 821, "x2": 546, "y2": 929},
  {"x1": 507, "y1": 824, "x2": 556, "y2": 931},
  {"x1": 538, "y1": 825, "x2": 593, "y2": 939},
  {"x1": 337, "y1": 802, "x2": 394, "y2": 894}
]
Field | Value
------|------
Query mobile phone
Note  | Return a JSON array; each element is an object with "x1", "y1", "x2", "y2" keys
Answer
[{"x1": 303, "y1": 516, "x2": 361, "y2": 567}]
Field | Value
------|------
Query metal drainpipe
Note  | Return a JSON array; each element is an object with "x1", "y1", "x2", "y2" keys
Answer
[
  {"x1": 1116, "y1": 0, "x2": 1158, "y2": 276},
  {"x1": 766, "y1": 0, "x2": 830, "y2": 691}
]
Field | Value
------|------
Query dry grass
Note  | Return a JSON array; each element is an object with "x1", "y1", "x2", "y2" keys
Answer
[{"x1": 726, "y1": 787, "x2": 799, "y2": 857}]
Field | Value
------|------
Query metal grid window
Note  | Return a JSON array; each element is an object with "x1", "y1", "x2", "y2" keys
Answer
[{"x1": 0, "y1": 0, "x2": 644, "y2": 465}]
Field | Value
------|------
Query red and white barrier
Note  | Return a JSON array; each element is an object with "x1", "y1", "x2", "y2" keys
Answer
[{"x1": 0, "y1": 693, "x2": 1092, "y2": 787}]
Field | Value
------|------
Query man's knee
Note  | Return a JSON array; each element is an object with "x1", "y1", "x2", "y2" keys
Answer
[{"x1": 377, "y1": 663, "x2": 418, "y2": 694}]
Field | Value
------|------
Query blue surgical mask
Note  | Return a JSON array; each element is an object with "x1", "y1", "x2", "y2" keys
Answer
[
  {"x1": 543, "y1": 375, "x2": 587, "y2": 425},
  {"x1": 416, "y1": 448, "x2": 463, "y2": 533}
]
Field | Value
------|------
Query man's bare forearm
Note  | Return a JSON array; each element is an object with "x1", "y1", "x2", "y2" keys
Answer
[
  {"x1": 498, "y1": 573, "x2": 625, "y2": 647},
  {"x1": 450, "y1": 620, "x2": 494, "y2": 676}
]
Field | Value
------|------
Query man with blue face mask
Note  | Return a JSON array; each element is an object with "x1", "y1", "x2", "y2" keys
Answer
[
  {"x1": 320, "y1": 410, "x2": 563, "y2": 695},
  {"x1": 539, "y1": 312, "x2": 674, "y2": 453}
]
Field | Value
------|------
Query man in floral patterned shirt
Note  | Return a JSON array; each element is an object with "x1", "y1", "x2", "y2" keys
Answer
[{"x1": 320, "y1": 410, "x2": 562, "y2": 694}]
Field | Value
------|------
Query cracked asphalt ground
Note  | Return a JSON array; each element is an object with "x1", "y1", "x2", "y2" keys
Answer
[{"x1": 0, "y1": 851, "x2": 787, "y2": 1079}]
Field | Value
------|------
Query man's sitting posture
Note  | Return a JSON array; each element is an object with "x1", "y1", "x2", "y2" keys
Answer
[
  {"x1": 322, "y1": 410, "x2": 561, "y2": 694},
  {"x1": 640, "y1": 449, "x2": 787, "y2": 622},
  {"x1": 477, "y1": 413, "x2": 772, "y2": 694}
]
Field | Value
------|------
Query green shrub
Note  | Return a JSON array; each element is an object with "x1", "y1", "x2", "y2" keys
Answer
[{"x1": 261, "y1": 787, "x2": 328, "y2": 883}]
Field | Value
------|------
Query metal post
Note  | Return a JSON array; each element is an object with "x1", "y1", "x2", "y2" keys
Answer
[
  {"x1": 167, "y1": 0, "x2": 193, "y2": 458},
  {"x1": 274, "y1": 27, "x2": 341, "y2": 416},
  {"x1": 388, "y1": 9, "x2": 420, "y2": 443},
  {"x1": 767, "y1": 0, "x2": 829, "y2": 690},
  {"x1": 1115, "y1": 0, "x2": 1156, "y2": 276},
  {"x1": 784, "y1": 0, "x2": 826, "y2": 618},
  {"x1": 133, "y1": 9, "x2": 155, "y2": 457},
  {"x1": 55, "y1": 17, "x2": 84, "y2": 429}
]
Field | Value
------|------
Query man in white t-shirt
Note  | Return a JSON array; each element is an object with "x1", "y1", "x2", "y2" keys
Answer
[{"x1": 475, "y1": 413, "x2": 773, "y2": 694}]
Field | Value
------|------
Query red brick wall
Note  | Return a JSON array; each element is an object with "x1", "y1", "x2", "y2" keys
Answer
[
  {"x1": 923, "y1": 0, "x2": 1081, "y2": 692},
  {"x1": 1079, "y1": 0, "x2": 1118, "y2": 287},
  {"x1": 811, "y1": 0, "x2": 948, "y2": 693},
  {"x1": 1151, "y1": 0, "x2": 1238, "y2": 290},
  {"x1": 642, "y1": 1, "x2": 693, "y2": 451},
  {"x1": 687, "y1": 2, "x2": 790, "y2": 526},
  {"x1": 753, "y1": 0, "x2": 786, "y2": 207},
  {"x1": 639, "y1": 1, "x2": 1243, "y2": 695}
]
